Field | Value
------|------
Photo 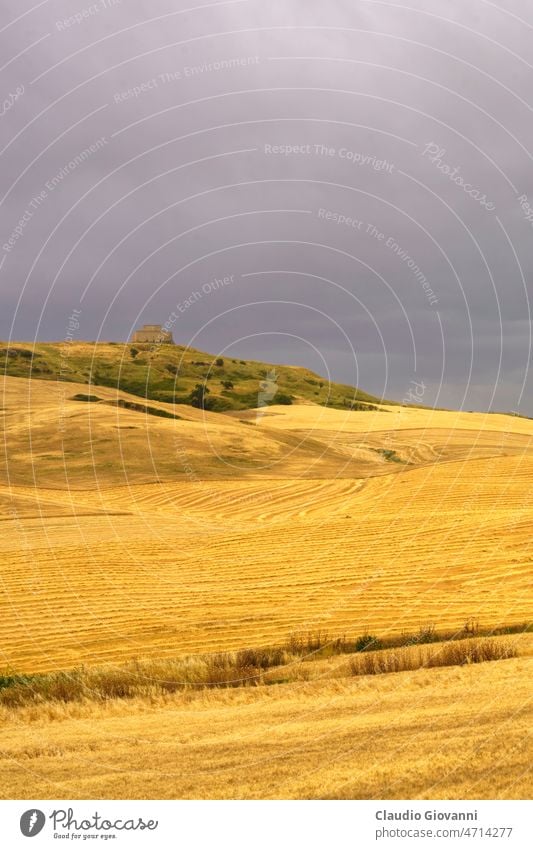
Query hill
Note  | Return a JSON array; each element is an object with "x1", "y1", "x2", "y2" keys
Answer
[
  {"x1": 1, "y1": 373, "x2": 532, "y2": 672},
  {"x1": 0, "y1": 341, "x2": 386, "y2": 412},
  {"x1": 0, "y1": 375, "x2": 388, "y2": 488},
  {"x1": 2, "y1": 373, "x2": 532, "y2": 490},
  {"x1": 1, "y1": 372, "x2": 532, "y2": 800}
]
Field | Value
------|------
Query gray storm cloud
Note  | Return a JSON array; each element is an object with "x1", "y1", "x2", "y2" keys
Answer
[{"x1": 0, "y1": 0, "x2": 531, "y2": 412}]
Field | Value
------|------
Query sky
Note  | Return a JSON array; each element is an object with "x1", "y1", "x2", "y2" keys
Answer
[{"x1": 0, "y1": 0, "x2": 532, "y2": 413}]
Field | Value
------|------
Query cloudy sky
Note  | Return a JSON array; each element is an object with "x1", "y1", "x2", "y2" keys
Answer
[{"x1": 1, "y1": 0, "x2": 532, "y2": 412}]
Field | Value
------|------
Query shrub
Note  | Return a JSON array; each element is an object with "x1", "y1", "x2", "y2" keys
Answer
[
  {"x1": 130, "y1": 347, "x2": 139, "y2": 358},
  {"x1": 221, "y1": 380, "x2": 234, "y2": 390},
  {"x1": 111, "y1": 399, "x2": 181, "y2": 420},
  {"x1": 189, "y1": 384, "x2": 212, "y2": 409},
  {"x1": 71, "y1": 394, "x2": 101, "y2": 403},
  {"x1": 459, "y1": 618, "x2": 480, "y2": 638},
  {"x1": 355, "y1": 634, "x2": 382, "y2": 652},
  {"x1": 90, "y1": 668, "x2": 138, "y2": 700},
  {"x1": 273, "y1": 393, "x2": 293, "y2": 405},
  {"x1": 0, "y1": 673, "x2": 35, "y2": 691},
  {"x1": 0, "y1": 671, "x2": 86, "y2": 706},
  {"x1": 204, "y1": 656, "x2": 258, "y2": 688},
  {"x1": 235, "y1": 647, "x2": 288, "y2": 670},
  {"x1": 350, "y1": 402, "x2": 378, "y2": 411},
  {"x1": 11, "y1": 348, "x2": 34, "y2": 359},
  {"x1": 42, "y1": 671, "x2": 86, "y2": 702},
  {"x1": 424, "y1": 639, "x2": 515, "y2": 668},
  {"x1": 286, "y1": 631, "x2": 342, "y2": 655},
  {"x1": 0, "y1": 348, "x2": 34, "y2": 360},
  {"x1": 215, "y1": 357, "x2": 224, "y2": 367},
  {"x1": 403, "y1": 624, "x2": 438, "y2": 646},
  {"x1": 207, "y1": 397, "x2": 232, "y2": 412},
  {"x1": 378, "y1": 449, "x2": 404, "y2": 463}
]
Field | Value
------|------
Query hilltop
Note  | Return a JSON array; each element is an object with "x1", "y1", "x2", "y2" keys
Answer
[{"x1": 0, "y1": 341, "x2": 386, "y2": 412}]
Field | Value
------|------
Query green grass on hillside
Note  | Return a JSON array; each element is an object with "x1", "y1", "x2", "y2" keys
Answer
[{"x1": 0, "y1": 342, "x2": 389, "y2": 412}]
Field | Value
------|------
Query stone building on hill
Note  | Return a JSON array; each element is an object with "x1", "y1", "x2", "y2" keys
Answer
[{"x1": 130, "y1": 324, "x2": 174, "y2": 344}]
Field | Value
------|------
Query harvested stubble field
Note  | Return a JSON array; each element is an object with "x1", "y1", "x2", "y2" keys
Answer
[
  {"x1": 0, "y1": 370, "x2": 532, "y2": 799},
  {"x1": 1, "y1": 650, "x2": 531, "y2": 800}
]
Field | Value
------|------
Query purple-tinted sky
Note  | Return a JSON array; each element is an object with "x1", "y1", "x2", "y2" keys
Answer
[{"x1": 1, "y1": 0, "x2": 532, "y2": 412}]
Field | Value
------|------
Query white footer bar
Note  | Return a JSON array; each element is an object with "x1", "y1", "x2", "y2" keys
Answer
[{"x1": 2, "y1": 800, "x2": 530, "y2": 848}]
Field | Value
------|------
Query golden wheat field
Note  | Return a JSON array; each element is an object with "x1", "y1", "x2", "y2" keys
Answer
[{"x1": 0, "y1": 373, "x2": 532, "y2": 799}]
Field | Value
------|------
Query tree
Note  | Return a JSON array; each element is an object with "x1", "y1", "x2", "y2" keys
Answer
[
  {"x1": 215, "y1": 357, "x2": 224, "y2": 367},
  {"x1": 190, "y1": 383, "x2": 211, "y2": 409},
  {"x1": 221, "y1": 380, "x2": 234, "y2": 390}
]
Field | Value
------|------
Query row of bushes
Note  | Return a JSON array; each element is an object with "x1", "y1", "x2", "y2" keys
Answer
[
  {"x1": 0, "y1": 627, "x2": 524, "y2": 708},
  {"x1": 71, "y1": 395, "x2": 182, "y2": 420}
]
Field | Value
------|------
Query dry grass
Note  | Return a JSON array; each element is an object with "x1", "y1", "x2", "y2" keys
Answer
[
  {"x1": 348, "y1": 638, "x2": 517, "y2": 676},
  {"x1": 0, "y1": 635, "x2": 523, "y2": 708},
  {"x1": 0, "y1": 650, "x2": 293, "y2": 708},
  {"x1": 0, "y1": 656, "x2": 530, "y2": 800}
]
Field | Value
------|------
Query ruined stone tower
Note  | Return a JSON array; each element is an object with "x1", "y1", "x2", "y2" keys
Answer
[{"x1": 130, "y1": 324, "x2": 174, "y2": 344}]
